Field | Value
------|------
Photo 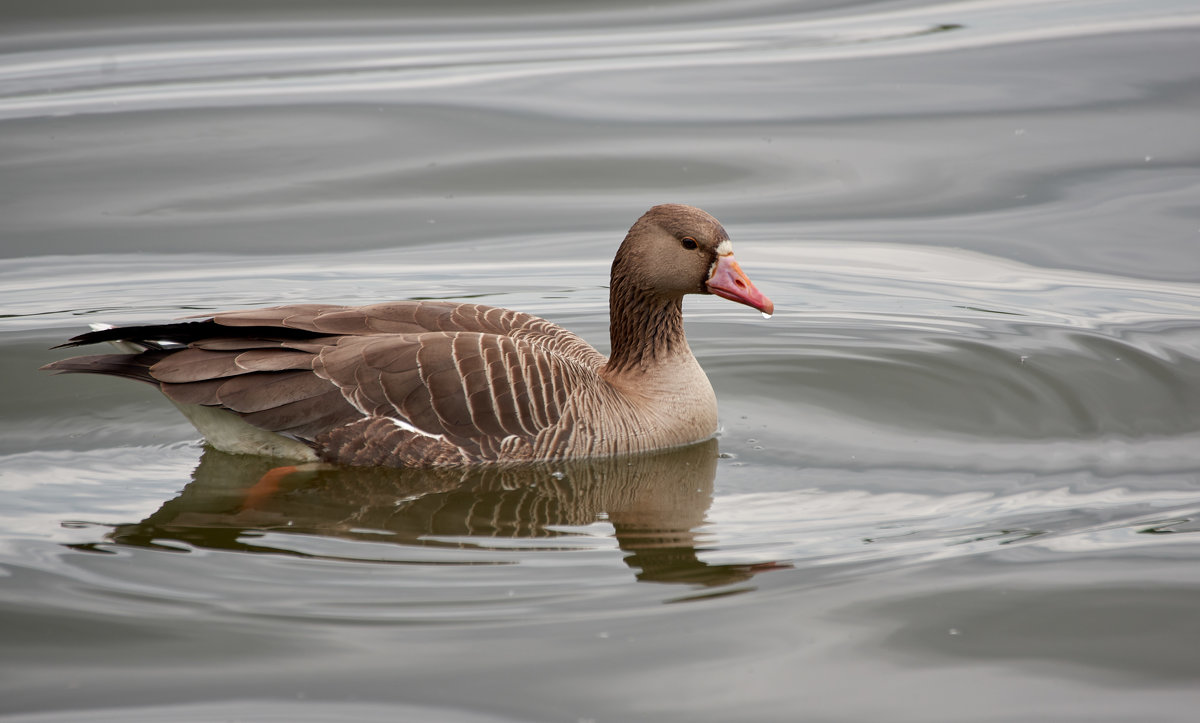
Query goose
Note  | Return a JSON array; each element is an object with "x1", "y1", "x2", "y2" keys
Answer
[{"x1": 42, "y1": 204, "x2": 773, "y2": 467}]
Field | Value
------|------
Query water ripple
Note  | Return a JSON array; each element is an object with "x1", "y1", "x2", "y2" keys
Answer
[{"x1": 1, "y1": 0, "x2": 1197, "y2": 120}]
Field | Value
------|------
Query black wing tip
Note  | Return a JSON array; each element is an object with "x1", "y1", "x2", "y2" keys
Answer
[
  {"x1": 46, "y1": 321, "x2": 215, "y2": 351},
  {"x1": 49, "y1": 327, "x2": 132, "y2": 350},
  {"x1": 49, "y1": 328, "x2": 109, "y2": 349},
  {"x1": 48, "y1": 319, "x2": 327, "y2": 352}
]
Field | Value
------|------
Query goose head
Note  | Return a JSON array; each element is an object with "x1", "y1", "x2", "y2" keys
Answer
[{"x1": 613, "y1": 204, "x2": 774, "y2": 315}]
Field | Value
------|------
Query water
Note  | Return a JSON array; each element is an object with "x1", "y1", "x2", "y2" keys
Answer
[{"x1": 3, "y1": 1, "x2": 1200, "y2": 720}]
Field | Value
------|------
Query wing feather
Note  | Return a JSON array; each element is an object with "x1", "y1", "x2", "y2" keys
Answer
[
  {"x1": 215, "y1": 371, "x2": 333, "y2": 413},
  {"x1": 241, "y1": 389, "x2": 358, "y2": 437}
]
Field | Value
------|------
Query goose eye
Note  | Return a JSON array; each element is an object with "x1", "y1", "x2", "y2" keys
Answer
[{"x1": 680, "y1": 237, "x2": 698, "y2": 250}]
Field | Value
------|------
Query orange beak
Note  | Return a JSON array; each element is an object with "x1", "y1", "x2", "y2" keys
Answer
[{"x1": 706, "y1": 254, "x2": 774, "y2": 316}]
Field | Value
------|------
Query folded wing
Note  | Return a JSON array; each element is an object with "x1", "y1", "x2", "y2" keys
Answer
[{"x1": 43, "y1": 301, "x2": 607, "y2": 466}]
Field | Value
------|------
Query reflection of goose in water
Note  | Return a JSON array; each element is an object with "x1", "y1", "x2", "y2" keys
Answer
[{"x1": 102, "y1": 440, "x2": 786, "y2": 587}]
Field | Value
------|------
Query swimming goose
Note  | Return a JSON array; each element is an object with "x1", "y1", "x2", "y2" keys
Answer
[{"x1": 42, "y1": 204, "x2": 773, "y2": 467}]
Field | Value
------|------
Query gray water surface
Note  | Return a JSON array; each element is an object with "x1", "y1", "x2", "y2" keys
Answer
[{"x1": 3, "y1": 1, "x2": 1200, "y2": 721}]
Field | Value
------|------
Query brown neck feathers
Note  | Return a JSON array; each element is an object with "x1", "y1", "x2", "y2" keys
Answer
[{"x1": 604, "y1": 264, "x2": 688, "y2": 375}]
